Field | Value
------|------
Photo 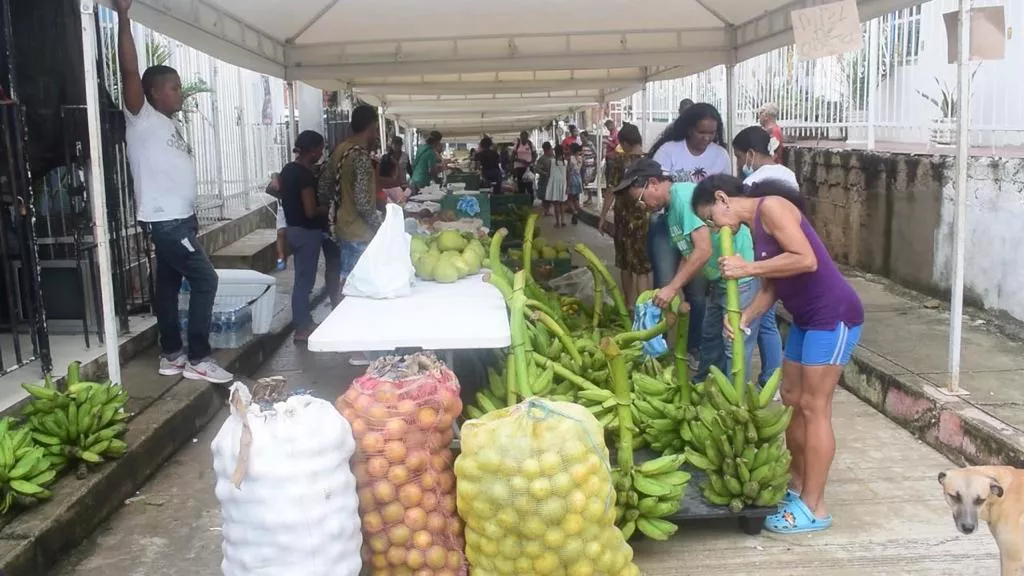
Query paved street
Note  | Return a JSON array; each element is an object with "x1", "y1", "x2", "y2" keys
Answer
[{"x1": 50, "y1": 220, "x2": 1001, "y2": 575}]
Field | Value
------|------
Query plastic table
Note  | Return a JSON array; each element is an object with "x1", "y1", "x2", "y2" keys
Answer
[{"x1": 307, "y1": 273, "x2": 511, "y2": 361}]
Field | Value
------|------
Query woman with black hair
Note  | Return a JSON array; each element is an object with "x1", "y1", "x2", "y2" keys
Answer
[
  {"x1": 647, "y1": 102, "x2": 732, "y2": 377},
  {"x1": 476, "y1": 136, "x2": 503, "y2": 194},
  {"x1": 513, "y1": 131, "x2": 537, "y2": 195},
  {"x1": 410, "y1": 131, "x2": 444, "y2": 191},
  {"x1": 691, "y1": 177, "x2": 863, "y2": 536},
  {"x1": 732, "y1": 126, "x2": 798, "y2": 189},
  {"x1": 599, "y1": 123, "x2": 650, "y2": 311},
  {"x1": 280, "y1": 130, "x2": 329, "y2": 342},
  {"x1": 691, "y1": 174, "x2": 783, "y2": 391}
]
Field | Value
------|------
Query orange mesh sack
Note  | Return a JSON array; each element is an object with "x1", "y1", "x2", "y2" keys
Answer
[
  {"x1": 455, "y1": 398, "x2": 641, "y2": 576},
  {"x1": 335, "y1": 353, "x2": 465, "y2": 575}
]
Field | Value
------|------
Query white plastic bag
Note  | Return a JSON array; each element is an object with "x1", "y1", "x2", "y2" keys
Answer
[
  {"x1": 547, "y1": 267, "x2": 613, "y2": 308},
  {"x1": 212, "y1": 382, "x2": 362, "y2": 576},
  {"x1": 343, "y1": 203, "x2": 415, "y2": 298}
]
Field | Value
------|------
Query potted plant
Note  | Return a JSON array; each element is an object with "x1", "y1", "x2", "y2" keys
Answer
[{"x1": 916, "y1": 69, "x2": 978, "y2": 146}]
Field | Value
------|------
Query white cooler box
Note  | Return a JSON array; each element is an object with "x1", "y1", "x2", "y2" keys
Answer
[{"x1": 179, "y1": 269, "x2": 277, "y2": 334}]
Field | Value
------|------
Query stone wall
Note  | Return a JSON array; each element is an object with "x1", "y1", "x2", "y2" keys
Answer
[{"x1": 784, "y1": 147, "x2": 1024, "y2": 323}]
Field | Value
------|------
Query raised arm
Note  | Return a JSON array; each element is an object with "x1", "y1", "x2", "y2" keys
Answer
[{"x1": 115, "y1": 0, "x2": 145, "y2": 115}]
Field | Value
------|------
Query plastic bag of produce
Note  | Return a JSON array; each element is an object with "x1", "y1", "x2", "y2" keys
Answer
[
  {"x1": 335, "y1": 353, "x2": 465, "y2": 575},
  {"x1": 343, "y1": 203, "x2": 415, "y2": 299},
  {"x1": 547, "y1": 267, "x2": 613, "y2": 308},
  {"x1": 212, "y1": 381, "x2": 362, "y2": 576},
  {"x1": 455, "y1": 398, "x2": 640, "y2": 576}
]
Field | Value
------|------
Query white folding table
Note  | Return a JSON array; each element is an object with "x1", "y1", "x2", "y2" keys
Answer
[{"x1": 307, "y1": 273, "x2": 511, "y2": 363}]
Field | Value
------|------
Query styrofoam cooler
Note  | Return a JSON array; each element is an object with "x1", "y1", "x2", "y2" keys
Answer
[{"x1": 179, "y1": 269, "x2": 277, "y2": 334}]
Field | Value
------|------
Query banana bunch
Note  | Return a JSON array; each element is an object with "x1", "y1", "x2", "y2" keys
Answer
[
  {"x1": 575, "y1": 387, "x2": 628, "y2": 432},
  {"x1": 463, "y1": 356, "x2": 563, "y2": 419},
  {"x1": 0, "y1": 417, "x2": 59, "y2": 514},
  {"x1": 559, "y1": 295, "x2": 582, "y2": 316},
  {"x1": 612, "y1": 453, "x2": 689, "y2": 541},
  {"x1": 631, "y1": 370, "x2": 699, "y2": 454},
  {"x1": 22, "y1": 375, "x2": 130, "y2": 473},
  {"x1": 681, "y1": 367, "x2": 793, "y2": 512}
]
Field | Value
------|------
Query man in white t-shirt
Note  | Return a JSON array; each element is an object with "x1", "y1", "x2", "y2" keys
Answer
[{"x1": 116, "y1": 0, "x2": 232, "y2": 384}]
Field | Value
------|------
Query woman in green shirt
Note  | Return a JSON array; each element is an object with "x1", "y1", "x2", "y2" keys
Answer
[
  {"x1": 615, "y1": 158, "x2": 781, "y2": 381},
  {"x1": 410, "y1": 131, "x2": 444, "y2": 191}
]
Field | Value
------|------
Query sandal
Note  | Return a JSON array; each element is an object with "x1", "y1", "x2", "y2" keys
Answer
[
  {"x1": 780, "y1": 489, "x2": 800, "y2": 510},
  {"x1": 764, "y1": 495, "x2": 832, "y2": 534}
]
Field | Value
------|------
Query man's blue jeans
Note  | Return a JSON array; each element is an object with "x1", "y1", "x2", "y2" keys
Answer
[
  {"x1": 148, "y1": 215, "x2": 218, "y2": 362},
  {"x1": 701, "y1": 278, "x2": 783, "y2": 387},
  {"x1": 649, "y1": 212, "x2": 705, "y2": 360}
]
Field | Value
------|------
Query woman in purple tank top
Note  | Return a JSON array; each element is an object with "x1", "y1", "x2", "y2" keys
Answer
[{"x1": 692, "y1": 175, "x2": 864, "y2": 535}]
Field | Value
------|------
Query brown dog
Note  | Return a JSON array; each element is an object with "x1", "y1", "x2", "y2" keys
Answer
[{"x1": 939, "y1": 466, "x2": 1024, "y2": 575}]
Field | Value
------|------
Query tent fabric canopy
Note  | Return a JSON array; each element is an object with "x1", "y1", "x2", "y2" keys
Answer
[{"x1": 117, "y1": 0, "x2": 919, "y2": 133}]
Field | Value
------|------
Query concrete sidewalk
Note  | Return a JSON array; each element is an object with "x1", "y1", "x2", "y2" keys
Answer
[
  {"x1": 575, "y1": 201, "x2": 1024, "y2": 468},
  {"x1": 50, "y1": 222, "x2": 1001, "y2": 575}
]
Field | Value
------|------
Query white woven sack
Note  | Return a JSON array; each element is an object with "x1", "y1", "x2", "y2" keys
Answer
[{"x1": 212, "y1": 382, "x2": 362, "y2": 576}]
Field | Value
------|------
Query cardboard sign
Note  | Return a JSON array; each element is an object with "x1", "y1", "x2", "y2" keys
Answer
[
  {"x1": 944, "y1": 6, "x2": 1007, "y2": 63},
  {"x1": 791, "y1": 0, "x2": 864, "y2": 60}
]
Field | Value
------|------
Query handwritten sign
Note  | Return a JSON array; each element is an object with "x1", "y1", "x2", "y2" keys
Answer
[{"x1": 791, "y1": 0, "x2": 864, "y2": 61}]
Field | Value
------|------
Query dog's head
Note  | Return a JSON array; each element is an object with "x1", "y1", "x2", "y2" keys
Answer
[{"x1": 938, "y1": 468, "x2": 1004, "y2": 535}]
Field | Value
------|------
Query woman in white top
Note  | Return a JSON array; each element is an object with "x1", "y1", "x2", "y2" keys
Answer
[
  {"x1": 646, "y1": 102, "x2": 731, "y2": 379},
  {"x1": 732, "y1": 125, "x2": 799, "y2": 189},
  {"x1": 546, "y1": 146, "x2": 569, "y2": 227}
]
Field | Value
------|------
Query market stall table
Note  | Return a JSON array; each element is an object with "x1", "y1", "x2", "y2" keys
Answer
[{"x1": 307, "y1": 273, "x2": 511, "y2": 361}]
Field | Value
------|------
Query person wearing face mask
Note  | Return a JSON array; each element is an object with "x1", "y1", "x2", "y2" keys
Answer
[
  {"x1": 646, "y1": 102, "x2": 731, "y2": 376},
  {"x1": 733, "y1": 126, "x2": 798, "y2": 189}
]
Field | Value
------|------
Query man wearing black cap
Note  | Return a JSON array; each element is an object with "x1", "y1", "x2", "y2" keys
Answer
[{"x1": 612, "y1": 157, "x2": 707, "y2": 313}]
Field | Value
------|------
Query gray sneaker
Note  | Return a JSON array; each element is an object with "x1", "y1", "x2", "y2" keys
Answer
[
  {"x1": 158, "y1": 352, "x2": 188, "y2": 376},
  {"x1": 183, "y1": 358, "x2": 234, "y2": 385}
]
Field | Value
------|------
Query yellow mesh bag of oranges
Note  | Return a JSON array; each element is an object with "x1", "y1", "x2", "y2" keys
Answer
[{"x1": 455, "y1": 398, "x2": 641, "y2": 576}]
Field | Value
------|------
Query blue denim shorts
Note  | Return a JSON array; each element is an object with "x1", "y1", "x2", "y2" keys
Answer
[
  {"x1": 339, "y1": 240, "x2": 369, "y2": 277},
  {"x1": 784, "y1": 322, "x2": 862, "y2": 366}
]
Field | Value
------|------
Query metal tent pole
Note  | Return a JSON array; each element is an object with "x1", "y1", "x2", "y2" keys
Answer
[
  {"x1": 945, "y1": 0, "x2": 973, "y2": 396},
  {"x1": 80, "y1": 0, "x2": 121, "y2": 385},
  {"x1": 640, "y1": 78, "x2": 648, "y2": 146},
  {"x1": 725, "y1": 63, "x2": 737, "y2": 174},
  {"x1": 866, "y1": 17, "x2": 881, "y2": 150},
  {"x1": 596, "y1": 102, "x2": 605, "y2": 196},
  {"x1": 378, "y1": 105, "x2": 387, "y2": 155},
  {"x1": 286, "y1": 81, "x2": 296, "y2": 154}
]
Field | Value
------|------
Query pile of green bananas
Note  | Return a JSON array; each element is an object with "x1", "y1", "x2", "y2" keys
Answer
[
  {"x1": 22, "y1": 368, "x2": 130, "y2": 475},
  {"x1": 0, "y1": 417, "x2": 60, "y2": 514},
  {"x1": 463, "y1": 358, "x2": 561, "y2": 419},
  {"x1": 631, "y1": 370, "x2": 696, "y2": 454},
  {"x1": 612, "y1": 453, "x2": 689, "y2": 541},
  {"x1": 682, "y1": 367, "x2": 793, "y2": 511}
]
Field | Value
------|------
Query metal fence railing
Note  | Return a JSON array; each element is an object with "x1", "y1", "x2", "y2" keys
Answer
[
  {"x1": 623, "y1": 0, "x2": 1024, "y2": 150},
  {"x1": 0, "y1": 102, "x2": 51, "y2": 376}
]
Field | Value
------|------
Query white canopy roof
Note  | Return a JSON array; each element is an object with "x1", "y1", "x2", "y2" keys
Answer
[{"x1": 119, "y1": 0, "x2": 920, "y2": 133}]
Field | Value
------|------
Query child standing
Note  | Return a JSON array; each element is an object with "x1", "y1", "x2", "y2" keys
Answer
[
  {"x1": 567, "y1": 143, "x2": 584, "y2": 225},
  {"x1": 546, "y1": 146, "x2": 569, "y2": 227},
  {"x1": 265, "y1": 172, "x2": 288, "y2": 270},
  {"x1": 378, "y1": 157, "x2": 410, "y2": 205}
]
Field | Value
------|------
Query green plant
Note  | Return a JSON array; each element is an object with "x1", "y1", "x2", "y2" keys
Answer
[
  {"x1": 102, "y1": 33, "x2": 213, "y2": 124},
  {"x1": 916, "y1": 67, "x2": 980, "y2": 119}
]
